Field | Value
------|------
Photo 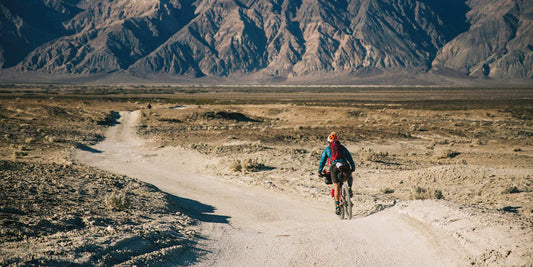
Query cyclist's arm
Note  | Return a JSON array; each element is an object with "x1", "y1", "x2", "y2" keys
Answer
[{"x1": 318, "y1": 147, "x2": 329, "y2": 173}]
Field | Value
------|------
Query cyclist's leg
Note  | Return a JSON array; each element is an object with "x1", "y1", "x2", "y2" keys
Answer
[
  {"x1": 330, "y1": 165, "x2": 341, "y2": 202},
  {"x1": 333, "y1": 183, "x2": 340, "y2": 202}
]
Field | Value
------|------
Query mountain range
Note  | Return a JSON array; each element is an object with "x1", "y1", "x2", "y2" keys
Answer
[{"x1": 0, "y1": 0, "x2": 531, "y2": 84}]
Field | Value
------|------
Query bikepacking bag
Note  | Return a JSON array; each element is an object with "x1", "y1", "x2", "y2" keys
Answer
[{"x1": 329, "y1": 140, "x2": 345, "y2": 162}]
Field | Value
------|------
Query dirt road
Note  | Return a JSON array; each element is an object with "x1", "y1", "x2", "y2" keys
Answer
[{"x1": 73, "y1": 111, "x2": 482, "y2": 266}]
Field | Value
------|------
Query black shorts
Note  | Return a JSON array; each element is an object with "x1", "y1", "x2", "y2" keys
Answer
[{"x1": 330, "y1": 162, "x2": 351, "y2": 184}]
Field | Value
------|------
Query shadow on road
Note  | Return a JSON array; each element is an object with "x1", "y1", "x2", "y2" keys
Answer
[
  {"x1": 97, "y1": 111, "x2": 121, "y2": 126},
  {"x1": 165, "y1": 193, "x2": 230, "y2": 264},
  {"x1": 167, "y1": 195, "x2": 231, "y2": 224},
  {"x1": 76, "y1": 144, "x2": 102, "y2": 153}
]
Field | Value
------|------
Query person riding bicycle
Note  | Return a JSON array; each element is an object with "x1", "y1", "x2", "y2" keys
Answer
[{"x1": 317, "y1": 132, "x2": 355, "y2": 215}]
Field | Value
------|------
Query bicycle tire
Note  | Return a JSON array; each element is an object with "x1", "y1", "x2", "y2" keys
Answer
[
  {"x1": 340, "y1": 201, "x2": 345, "y2": 220},
  {"x1": 342, "y1": 184, "x2": 353, "y2": 220},
  {"x1": 338, "y1": 192, "x2": 345, "y2": 220}
]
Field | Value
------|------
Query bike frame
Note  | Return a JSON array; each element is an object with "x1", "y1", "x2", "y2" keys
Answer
[{"x1": 322, "y1": 168, "x2": 353, "y2": 220}]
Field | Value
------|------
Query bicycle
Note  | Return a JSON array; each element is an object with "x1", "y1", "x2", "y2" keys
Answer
[{"x1": 320, "y1": 168, "x2": 353, "y2": 220}]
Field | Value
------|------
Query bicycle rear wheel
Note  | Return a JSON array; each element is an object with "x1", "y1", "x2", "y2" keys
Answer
[{"x1": 341, "y1": 184, "x2": 352, "y2": 220}]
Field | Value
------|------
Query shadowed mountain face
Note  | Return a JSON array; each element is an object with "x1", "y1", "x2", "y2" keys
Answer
[{"x1": 0, "y1": 0, "x2": 531, "y2": 81}]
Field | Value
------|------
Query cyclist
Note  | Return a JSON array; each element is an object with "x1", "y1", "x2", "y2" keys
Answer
[{"x1": 317, "y1": 132, "x2": 355, "y2": 215}]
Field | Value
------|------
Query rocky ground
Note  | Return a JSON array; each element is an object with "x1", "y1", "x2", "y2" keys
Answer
[
  {"x1": 1, "y1": 87, "x2": 532, "y2": 265},
  {"x1": 137, "y1": 101, "x2": 533, "y2": 220},
  {"x1": 0, "y1": 161, "x2": 196, "y2": 266},
  {"x1": 0, "y1": 97, "x2": 198, "y2": 266}
]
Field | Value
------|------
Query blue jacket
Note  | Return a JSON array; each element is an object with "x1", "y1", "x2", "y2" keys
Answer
[{"x1": 318, "y1": 145, "x2": 355, "y2": 173}]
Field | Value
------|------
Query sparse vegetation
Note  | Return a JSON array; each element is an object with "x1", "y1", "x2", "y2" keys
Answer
[
  {"x1": 502, "y1": 186, "x2": 521, "y2": 194},
  {"x1": 106, "y1": 192, "x2": 131, "y2": 211},
  {"x1": 1, "y1": 86, "x2": 532, "y2": 265},
  {"x1": 439, "y1": 149, "x2": 461, "y2": 159},
  {"x1": 0, "y1": 160, "x2": 195, "y2": 265},
  {"x1": 230, "y1": 160, "x2": 243, "y2": 173},
  {"x1": 360, "y1": 149, "x2": 390, "y2": 162},
  {"x1": 382, "y1": 188, "x2": 395, "y2": 194},
  {"x1": 410, "y1": 187, "x2": 444, "y2": 200},
  {"x1": 230, "y1": 159, "x2": 267, "y2": 173}
]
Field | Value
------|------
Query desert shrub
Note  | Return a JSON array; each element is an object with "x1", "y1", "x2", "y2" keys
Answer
[
  {"x1": 45, "y1": 135, "x2": 57, "y2": 143},
  {"x1": 410, "y1": 187, "x2": 444, "y2": 200},
  {"x1": 230, "y1": 159, "x2": 266, "y2": 173},
  {"x1": 502, "y1": 186, "x2": 521, "y2": 194},
  {"x1": 230, "y1": 161, "x2": 242, "y2": 172},
  {"x1": 411, "y1": 186, "x2": 428, "y2": 199},
  {"x1": 472, "y1": 139, "x2": 484, "y2": 146},
  {"x1": 360, "y1": 148, "x2": 389, "y2": 162},
  {"x1": 106, "y1": 192, "x2": 131, "y2": 211},
  {"x1": 346, "y1": 110, "x2": 364, "y2": 117},
  {"x1": 381, "y1": 188, "x2": 395, "y2": 194},
  {"x1": 97, "y1": 111, "x2": 120, "y2": 126},
  {"x1": 432, "y1": 138, "x2": 449, "y2": 145},
  {"x1": 439, "y1": 149, "x2": 460, "y2": 159},
  {"x1": 504, "y1": 107, "x2": 533, "y2": 120},
  {"x1": 12, "y1": 151, "x2": 28, "y2": 159},
  {"x1": 434, "y1": 189, "x2": 444, "y2": 199},
  {"x1": 243, "y1": 159, "x2": 266, "y2": 172},
  {"x1": 187, "y1": 111, "x2": 259, "y2": 122}
]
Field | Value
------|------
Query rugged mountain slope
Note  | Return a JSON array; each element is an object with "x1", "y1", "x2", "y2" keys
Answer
[
  {"x1": 432, "y1": 0, "x2": 533, "y2": 79},
  {"x1": 12, "y1": 0, "x2": 195, "y2": 74},
  {"x1": 126, "y1": 0, "x2": 454, "y2": 77},
  {"x1": 0, "y1": 0, "x2": 80, "y2": 68},
  {"x1": 0, "y1": 0, "x2": 531, "y2": 81}
]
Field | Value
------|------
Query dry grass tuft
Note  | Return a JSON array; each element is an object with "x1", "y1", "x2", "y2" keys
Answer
[
  {"x1": 360, "y1": 148, "x2": 389, "y2": 162},
  {"x1": 106, "y1": 192, "x2": 131, "y2": 211},
  {"x1": 381, "y1": 187, "x2": 395, "y2": 194},
  {"x1": 410, "y1": 186, "x2": 444, "y2": 200},
  {"x1": 502, "y1": 186, "x2": 521, "y2": 194},
  {"x1": 230, "y1": 159, "x2": 267, "y2": 173},
  {"x1": 439, "y1": 149, "x2": 461, "y2": 159}
]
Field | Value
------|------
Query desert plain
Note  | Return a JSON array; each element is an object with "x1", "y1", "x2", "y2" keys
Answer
[{"x1": 1, "y1": 85, "x2": 532, "y2": 266}]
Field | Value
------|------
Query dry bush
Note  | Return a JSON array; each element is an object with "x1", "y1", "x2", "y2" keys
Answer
[
  {"x1": 360, "y1": 148, "x2": 389, "y2": 162},
  {"x1": 431, "y1": 138, "x2": 449, "y2": 146},
  {"x1": 472, "y1": 139, "x2": 485, "y2": 146},
  {"x1": 410, "y1": 187, "x2": 444, "y2": 200},
  {"x1": 45, "y1": 135, "x2": 57, "y2": 143},
  {"x1": 502, "y1": 186, "x2": 521, "y2": 194},
  {"x1": 97, "y1": 111, "x2": 120, "y2": 126},
  {"x1": 346, "y1": 110, "x2": 364, "y2": 117},
  {"x1": 230, "y1": 161, "x2": 242, "y2": 173},
  {"x1": 12, "y1": 151, "x2": 28, "y2": 159},
  {"x1": 230, "y1": 159, "x2": 266, "y2": 173},
  {"x1": 106, "y1": 192, "x2": 131, "y2": 211},
  {"x1": 381, "y1": 188, "x2": 395, "y2": 194},
  {"x1": 439, "y1": 149, "x2": 460, "y2": 159}
]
